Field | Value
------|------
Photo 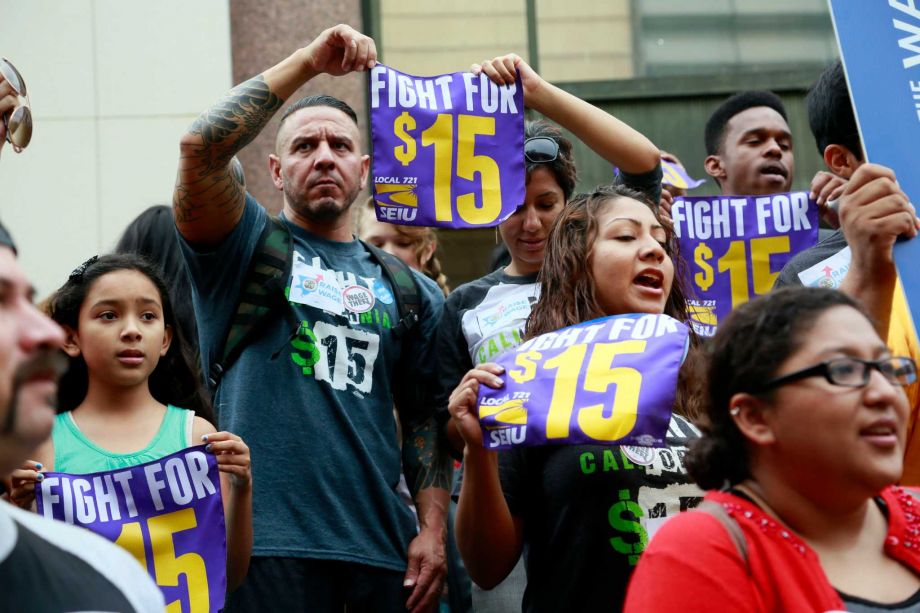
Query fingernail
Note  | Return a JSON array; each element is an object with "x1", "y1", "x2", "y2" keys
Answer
[
  {"x1": 35, "y1": 463, "x2": 42, "y2": 470},
  {"x1": 495, "y1": 365, "x2": 505, "y2": 374},
  {"x1": 493, "y1": 377, "x2": 504, "y2": 386},
  {"x1": 201, "y1": 434, "x2": 208, "y2": 442},
  {"x1": 36, "y1": 473, "x2": 44, "y2": 482},
  {"x1": 403, "y1": 579, "x2": 414, "y2": 587},
  {"x1": 206, "y1": 443, "x2": 213, "y2": 453}
]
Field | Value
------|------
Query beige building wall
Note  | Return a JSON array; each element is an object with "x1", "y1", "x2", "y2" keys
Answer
[
  {"x1": 380, "y1": 0, "x2": 633, "y2": 81},
  {"x1": 0, "y1": 0, "x2": 232, "y2": 297}
]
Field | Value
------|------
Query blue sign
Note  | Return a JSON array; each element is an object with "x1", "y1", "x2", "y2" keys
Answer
[{"x1": 828, "y1": 0, "x2": 920, "y2": 334}]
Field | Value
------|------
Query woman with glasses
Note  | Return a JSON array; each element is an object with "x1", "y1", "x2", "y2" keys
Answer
[
  {"x1": 433, "y1": 55, "x2": 662, "y2": 611},
  {"x1": 624, "y1": 287, "x2": 920, "y2": 612}
]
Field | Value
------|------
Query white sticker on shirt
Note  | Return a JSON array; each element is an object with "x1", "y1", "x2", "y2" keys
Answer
[
  {"x1": 797, "y1": 245, "x2": 851, "y2": 289},
  {"x1": 313, "y1": 321, "x2": 380, "y2": 394},
  {"x1": 342, "y1": 285, "x2": 376, "y2": 314},
  {"x1": 289, "y1": 259, "x2": 345, "y2": 315},
  {"x1": 476, "y1": 295, "x2": 536, "y2": 338}
]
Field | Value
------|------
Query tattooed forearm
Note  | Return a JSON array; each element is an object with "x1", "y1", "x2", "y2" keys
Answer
[
  {"x1": 174, "y1": 77, "x2": 279, "y2": 233},
  {"x1": 187, "y1": 76, "x2": 282, "y2": 176},
  {"x1": 403, "y1": 416, "x2": 452, "y2": 496}
]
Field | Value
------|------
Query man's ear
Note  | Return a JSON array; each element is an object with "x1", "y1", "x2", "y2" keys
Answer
[
  {"x1": 62, "y1": 326, "x2": 81, "y2": 358},
  {"x1": 704, "y1": 154, "x2": 726, "y2": 183},
  {"x1": 268, "y1": 154, "x2": 284, "y2": 191},
  {"x1": 823, "y1": 144, "x2": 861, "y2": 180},
  {"x1": 729, "y1": 392, "x2": 776, "y2": 447},
  {"x1": 360, "y1": 154, "x2": 370, "y2": 190}
]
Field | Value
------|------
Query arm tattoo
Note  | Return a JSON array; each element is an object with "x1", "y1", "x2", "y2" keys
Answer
[
  {"x1": 174, "y1": 76, "x2": 281, "y2": 224},
  {"x1": 403, "y1": 416, "x2": 452, "y2": 496}
]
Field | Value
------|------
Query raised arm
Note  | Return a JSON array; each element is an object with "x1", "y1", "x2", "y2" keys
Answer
[
  {"x1": 473, "y1": 54, "x2": 660, "y2": 174},
  {"x1": 450, "y1": 364, "x2": 525, "y2": 589},
  {"x1": 837, "y1": 163, "x2": 919, "y2": 339},
  {"x1": 173, "y1": 24, "x2": 377, "y2": 247}
]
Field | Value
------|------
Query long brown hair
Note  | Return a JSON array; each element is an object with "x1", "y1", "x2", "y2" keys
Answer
[
  {"x1": 526, "y1": 185, "x2": 703, "y2": 419},
  {"x1": 356, "y1": 198, "x2": 450, "y2": 296}
]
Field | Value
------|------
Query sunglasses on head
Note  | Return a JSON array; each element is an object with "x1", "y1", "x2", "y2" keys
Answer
[
  {"x1": 0, "y1": 58, "x2": 32, "y2": 154},
  {"x1": 524, "y1": 136, "x2": 559, "y2": 164}
]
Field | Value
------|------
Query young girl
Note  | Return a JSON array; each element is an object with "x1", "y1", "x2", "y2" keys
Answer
[
  {"x1": 10, "y1": 253, "x2": 252, "y2": 590},
  {"x1": 355, "y1": 196, "x2": 450, "y2": 297},
  {"x1": 449, "y1": 186, "x2": 703, "y2": 612}
]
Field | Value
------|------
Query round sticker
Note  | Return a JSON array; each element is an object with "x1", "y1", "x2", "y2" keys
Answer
[
  {"x1": 622, "y1": 444, "x2": 656, "y2": 466},
  {"x1": 342, "y1": 285, "x2": 376, "y2": 314}
]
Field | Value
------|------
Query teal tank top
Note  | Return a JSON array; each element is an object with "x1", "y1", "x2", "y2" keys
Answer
[{"x1": 52, "y1": 405, "x2": 195, "y2": 473}]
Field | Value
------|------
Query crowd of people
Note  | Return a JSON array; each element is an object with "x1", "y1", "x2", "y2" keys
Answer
[{"x1": 1, "y1": 21, "x2": 919, "y2": 613}]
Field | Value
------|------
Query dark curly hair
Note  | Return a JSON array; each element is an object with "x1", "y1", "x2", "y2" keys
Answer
[
  {"x1": 686, "y1": 287, "x2": 863, "y2": 490},
  {"x1": 49, "y1": 253, "x2": 214, "y2": 424}
]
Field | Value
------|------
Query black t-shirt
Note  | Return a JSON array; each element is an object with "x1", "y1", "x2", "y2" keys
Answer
[
  {"x1": 500, "y1": 414, "x2": 703, "y2": 613},
  {"x1": 0, "y1": 501, "x2": 163, "y2": 612}
]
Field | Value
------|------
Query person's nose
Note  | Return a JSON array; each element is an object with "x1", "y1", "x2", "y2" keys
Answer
[
  {"x1": 18, "y1": 302, "x2": 65, "y2": 353},
  {"x1": 863, "y1": 364, "x2": 901, "y2": 409},
  {"x1": 313, "y1": 140, "x2": 336, "y2": 171},
  {"x1": 639, "y1": 235, "x2": 666, "y2": 263},
  {"x1": 763, "y1": 138, "x2": 783, "y2": 159},
  {"x1": 521, "y1": 206, "x2": 541, "y2": 233},
  {"x1": 120, "y1": 316, "x2": 143, "y2": 343}
]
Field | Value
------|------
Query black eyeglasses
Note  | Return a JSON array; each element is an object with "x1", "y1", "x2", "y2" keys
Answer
[
  {"x1": 757, "y1": 356, "x2": 917, "y2": 392},
  {"x1": 524, "y1": 136, "x2": 559, "y2": 163}
]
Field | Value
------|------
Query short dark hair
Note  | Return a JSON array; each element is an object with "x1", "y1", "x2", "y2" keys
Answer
[
  {"x1": 525, "y1": 120, "x2": 578, "y2": 201},
  {"x1": 280, "y1": 94, "x2": 358, "y2": 127},
  {"x1": 704, "y1": 90, "x2": 788, "y2": 156},
  {"x1": 685, "y1": 287, "x2": 863, "y2": 490},
  {"x1": 807, "y1": 60, "x2": 864, "y2": 162}
]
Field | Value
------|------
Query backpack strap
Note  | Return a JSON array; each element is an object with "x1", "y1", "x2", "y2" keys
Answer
[
  {"x1": 360, "y1": 240, "x2": 421, "y2": 337},
  {"x1": 208, "y1": 216, "x2": 293, "y2": 391},
  {"x1": 696, "y1": 500, "x2": 750, "y2": 571}
]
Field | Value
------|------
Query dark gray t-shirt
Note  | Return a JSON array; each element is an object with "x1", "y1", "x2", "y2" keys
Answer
[
  {"x1": 774, "y1": 229, "x2": 847, "y2": 288},
  {"x1": 179, "y1": 195, "x2": 445, "y2": 570}
]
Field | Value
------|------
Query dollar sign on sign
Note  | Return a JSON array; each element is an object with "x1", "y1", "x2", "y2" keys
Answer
[
  {"x1": 394, "y1": 111, "x2": 416, "y2": 167},
  {"x1": 694, "y1": 243, "x2": 715, "y2": 292}
]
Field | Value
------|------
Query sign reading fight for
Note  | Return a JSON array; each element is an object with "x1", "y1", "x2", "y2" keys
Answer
[
  {"x1": 36, "y1": 447, "x2": 226, "y2": 613},
  {"x1": 369, "y1": 64, "x2": 525, "y2": 229},
  {"x1": 828, "y1": 1, "x2": 920, "y2": 338},
  {"x1": 672, "y1": 192, "x2": 819, "y2": 336},
  {"x1": 477, "y1": 314, "x2": 688, "y2": 450}
]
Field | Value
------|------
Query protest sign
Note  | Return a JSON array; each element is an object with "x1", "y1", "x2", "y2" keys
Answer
[
  {"x1": 37, "y1": 447, "x2": 226, "y2": 613},
  {"x1": 828, "y1": 0, "x2": 920, "y2": 337},
  {"x1": 661, "y1": 159, "x2": 705, "y2": 190},
  {"x1": 369, "y1": 64, "x2": 525, "y2": 229},
  {"x1": 477, "y1": 313, "x2": 688, "y2": 450},
  {"x1": 672, "y1": 192, "x2": 819, "y2": 336}
]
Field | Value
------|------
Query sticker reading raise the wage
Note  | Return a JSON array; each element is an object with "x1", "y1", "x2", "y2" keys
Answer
[
  {"x1": 477, "y1": 313, "x2": 689, "y2": 450},
  {"x1": 36, "y1": 447, "x2": 227, "y2": 613},
  {"x1": 672, "y1": 191, "x2": 819, "y2": 336},
  {"x1": 369, "y1": 64, "x2": 525, "y2": 229}
]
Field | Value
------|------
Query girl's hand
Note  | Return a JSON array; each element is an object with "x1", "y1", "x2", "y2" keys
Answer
[
  {"x1": 448, "y1": 364, "x2": 505, "y2": 450},
  {"x1": 202, "y1": 432, "x2": 251, "y2": 489},
  {"x1": 10, "y1": 460, "x2": 44, "y2": 510},
  {"x1": 471, "y1": 53, "x2": 544, "y2": 103}
]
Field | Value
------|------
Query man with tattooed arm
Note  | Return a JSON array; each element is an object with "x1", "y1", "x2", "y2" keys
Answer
[{"x1": 173, "y1": 25, "x2": 450, "y2": 612}]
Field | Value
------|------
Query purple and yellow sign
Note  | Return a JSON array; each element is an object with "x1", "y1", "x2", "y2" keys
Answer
[
  {"x1": 672, "y1": 192, "x2": 819, "y2": 336},
  {"x1": 477, "y1": 314, "x2": 688, "y2": 450},
  {"x1": 661, "y1": 159, "x2": 706, "y2": 190},
  {"x1": 369, "y1": 64, "x2": 525, "y2": 229},
  {"x1": 36, "y1": 447, "x2": 226, "y2": 613}
]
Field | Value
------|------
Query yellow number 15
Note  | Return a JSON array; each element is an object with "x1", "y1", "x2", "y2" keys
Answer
[
  {"x1": 421, "y1": 114, "x2": 502, "y2": 225},
  {"x1": 540, "y1": 340, "x2": 647, "y2": 442},
  {"x1": 115, "y1": 508, "x2": 209, "y2": 613}
]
